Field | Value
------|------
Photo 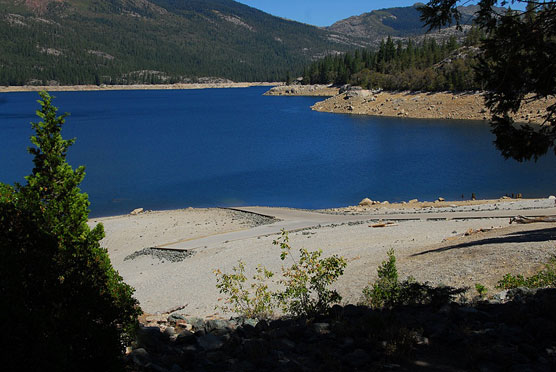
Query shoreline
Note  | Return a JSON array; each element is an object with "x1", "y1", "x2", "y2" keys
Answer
[
  {"x1": 0, "y1": 81, "x2": 280, "y2": 93},
  {"x1": 265, "y1": 84, "x2": 555, "y2": 125},
  {"x1": 92, "y1": 197, "x2": 556, "y2": 316},
  {"x1": 312, "y1": 89, "x2": 556, "y2": 125},
  {"x1": 88, "y1": 197, "x2": 549, "y2": 220}
]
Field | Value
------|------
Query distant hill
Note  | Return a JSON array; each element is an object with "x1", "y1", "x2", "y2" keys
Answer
[
  {"x1": 327, "y1": 3, "x2": 483, "y2": 46},
  {"x1": 0, "y1": 0, "x2": 357, "y2": 85}
]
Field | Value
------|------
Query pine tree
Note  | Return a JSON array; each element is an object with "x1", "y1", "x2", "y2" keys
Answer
[{"x1": 0, "y1": 92, "x2": 141, "y2": 372}]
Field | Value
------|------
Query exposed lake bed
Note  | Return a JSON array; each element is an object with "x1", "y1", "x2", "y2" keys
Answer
[{"x1": 92, "y1": 197, "x2": 556, "y2": 316}]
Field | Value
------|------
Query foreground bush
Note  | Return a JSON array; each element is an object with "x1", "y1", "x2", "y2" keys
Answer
[
  {"x1": 0, "y1": 92, "x2": 141, "y2": 372},
  {"x1": 215, "y1": 230, "x2": 347, "y2": 319},
  {"x1": 497, "y1": 257, "x2": 556, "y2": 290},
  {"x1": 362, "y1": 248, "x2": 466, "y2": 308}
]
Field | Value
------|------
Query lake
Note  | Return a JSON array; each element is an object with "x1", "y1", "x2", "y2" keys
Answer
[{"x1": 1, "y1": 87, "x2": 555, "y2": 217}]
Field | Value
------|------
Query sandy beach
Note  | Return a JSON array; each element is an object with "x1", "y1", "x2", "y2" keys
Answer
[{"x1": 90, "y1": 198, "x2": 556, "y2": 318}]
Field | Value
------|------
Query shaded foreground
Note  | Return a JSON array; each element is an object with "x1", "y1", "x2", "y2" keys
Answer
[{"x1": 128, "y1": 287, "x2": 556, "y2": 371}]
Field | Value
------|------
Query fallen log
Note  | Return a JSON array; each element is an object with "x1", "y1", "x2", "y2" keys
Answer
[
  {"x1": 510, "y1": 215, "x2": 556, "y2": 224},
  {"x1": 370, "y1": 222, "x2": 398, "y2": 228}
]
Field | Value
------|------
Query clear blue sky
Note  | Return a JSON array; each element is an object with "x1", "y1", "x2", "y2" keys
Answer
[{"x1": 235, "y1": 1, "x2": 525, "y2": 27}]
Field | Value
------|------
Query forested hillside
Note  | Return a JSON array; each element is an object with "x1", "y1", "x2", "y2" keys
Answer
[
  {"x1": 0, "y1": 0, "x2": 355, "y2": 85},
  {"x1": 300, "y1": 29, "x2": 485, "y2": 92}
]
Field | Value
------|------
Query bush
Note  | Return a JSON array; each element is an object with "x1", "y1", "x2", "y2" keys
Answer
[
  {"x1": 496, "y1": 257, "x2": 556, "y2": 290},
  {"x1": 215, "y1": 261, "x2": 275, "y2": 320},
  {"x1": 362, "y1": 249, "x2": 466, "y2": 309},
  {"x1": 475, "y1": 283, "x2": 488, "y2": 297},
  {"x1": 0, "y1": 92, "x2": 141, "y2": 372},
  {"x1": 215, "y1": 230, "x2": 347, "y2": 319},
  {"x1": 274, "y1": 229, "x2": 347, "y2": 317}
]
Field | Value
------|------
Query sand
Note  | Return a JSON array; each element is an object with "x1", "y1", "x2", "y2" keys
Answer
[
  {"x1": 90, "y1": 198, "x2": 556, "y2": 318},
  {"x1": 0, "y1": 82, "x2": 279, "y2": 93}
]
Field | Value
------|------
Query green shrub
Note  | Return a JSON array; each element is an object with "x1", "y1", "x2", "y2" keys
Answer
[
  {"x1": 215, "y1": 261, "x2": 276, "y2": 320},
  {"x1": 496, "y1": 257, "x2": 556, "y2": 289},
  {"x1": 274, "y1": 229, "x2": 347, "y2": 317},
  {"x1": 362, "y1": 248, "x2": 400, "y2": 308},
  {"x1": 215, "y1": 230, "x2": 347, "y2": 319},
  {"x1": 475, "y1": 283, "x2": 488, "y2": 297},
  {"x1": 362, "y1": 249, "x2": 466, "y2": 308},
  {"x1": 0, "y1": 92, "x2": 141, "y2": 372}
]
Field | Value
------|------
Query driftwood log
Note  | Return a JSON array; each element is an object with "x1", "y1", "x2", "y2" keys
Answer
[{"x1": 510, "y1": 215, "x2": 556, "y2": 224}]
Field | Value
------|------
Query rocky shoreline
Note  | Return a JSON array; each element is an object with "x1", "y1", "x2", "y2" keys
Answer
[
  {"x1": 0, "y1": 82, "x2": 279, "y2": 93},
  {"x1": 264, "y1": 84, "x2": 340, "y2": 97},
  {"x1": 265, "y1": 84, "x2": 555, "y2": 125}
]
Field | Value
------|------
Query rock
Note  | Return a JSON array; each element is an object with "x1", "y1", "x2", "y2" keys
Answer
[
  {"x1": 130, "y1": 348, "x2": 151, "y2": 367},
  {"x1": 168, "y1": 314, "x2": 187, "y2": 323},
  {"x1": 382, "y1": 201, "x2": 390, "y2": 204},
  {"x1": 549, "y1": 195, "x2": 556, "y2": 200},
  {"x1": 163, "y1": 326, "x2": 176, "y2": 339},
  {"x1": 197, "y1": 333, "x2": 224, "y2": 351},
  {"x1": 345, "y1": 349, "x2": 371, "y2": 368},
  {"x1": 205, "y1": 319, "x2": 231, "y2": 333},
  {"x1": 493, "y1": 289, "x2": 510, "y2": 302},
  {"x1": 136, "y1": 326, "x2": 164, "y2": 350},
  {"x1": 339, "y1": 84, "x2": 351, "y2": 94},
  {"x1": 312, "y1": 322, "x2": 330, "y2": 334},
  {"x1": 437, "y1": 197, "x2": 445, "y2": 202},
  {"x1": 275, "y1": 338, "x2": 296, "y2": 350},
  {"x1": 175, "y1": 330, "x2": 196, "y2": 345},
  {"x1": 346, "y1": 89, "x2": 371, "y2": 98},
  {"x1": 130, "y1": 207, "x2": 144, "y2": 215},
  {"x1": 408, "y1": 199, "x2": 419, "y2": 203},
  {"x1": 241, "y1": 338, "x2": 268, "y2": 360},
  {"x1": 146, "y1": 314, "x2": 168, "y2": 324},
  {"x1": 169, "y1": 365, "x2": 184, "y2": 372},
  {"x1": 185, "y1": 317, "x2": 205, "y2": 331},
  {"x1": 359, "y1": 198, "x2": 373, "y2": 206}
]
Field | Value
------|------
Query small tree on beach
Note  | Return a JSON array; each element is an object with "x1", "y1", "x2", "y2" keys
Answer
[{"x1": 0, "y1": 92, "x2": 141, "y2": 372}]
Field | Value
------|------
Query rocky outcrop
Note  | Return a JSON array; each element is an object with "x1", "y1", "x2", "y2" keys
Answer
[
  {"x1": 127, "y1": 288, "x2": 556, "y2": 371},
  {"x1": 264, "y1": 85, "x2": 340, "y2": 97},
  {"x1": 311, "y1": 90, "x2": 556, "y2": 125}
]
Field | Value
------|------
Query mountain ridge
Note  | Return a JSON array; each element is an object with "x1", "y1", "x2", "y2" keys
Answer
[{"x1": 0, "y1": 1, "x2": 484, "y2": 85}]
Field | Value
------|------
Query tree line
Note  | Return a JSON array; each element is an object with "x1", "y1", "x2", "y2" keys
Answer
[{"x1": 299, "y1": 29, "x2": 486, "y2": 92}]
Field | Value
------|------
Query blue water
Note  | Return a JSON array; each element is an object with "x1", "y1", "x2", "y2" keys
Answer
[{"x1": 1, "y1": 87, "x2": 555, "y2": 217}]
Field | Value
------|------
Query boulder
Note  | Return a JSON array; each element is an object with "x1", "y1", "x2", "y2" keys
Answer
[
  {"x1": 197, "y1": 333, "x2": 224, "y2": 351},
  {"x1": 408, "y1": 199, "x2": 419, "y2": 204},
  {"x1": 437, "y1": 197, "x2": 445, "y2": 202},
  {"x1": 359, "y1": 198, "x2": 373, "y2": 207},
  {"x1": 346, "y1": 89, "x2": 371, "y2": 98},
  {"x1": 130, "y1": 207, "x2": 144, "y2": 215},
  {"x1": 549, "y1": 195, "x2": 556, "y2": 200}
]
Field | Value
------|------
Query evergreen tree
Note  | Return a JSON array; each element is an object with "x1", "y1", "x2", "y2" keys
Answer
[
  {"x1": 0, "y1": 92, "x2": 141, "y2": 372},
  {"x1": 420, "y1": 0, "x2": 556, "y2": 161}
]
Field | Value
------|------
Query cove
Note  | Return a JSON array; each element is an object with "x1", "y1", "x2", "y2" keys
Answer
[{"x1": 1, "y1": 87, "x2": 555, "y2": 217}]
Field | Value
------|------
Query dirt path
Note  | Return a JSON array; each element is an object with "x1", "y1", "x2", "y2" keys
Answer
[{"x1": 161, "y1": 204, "x2": 556, "y2": 251}]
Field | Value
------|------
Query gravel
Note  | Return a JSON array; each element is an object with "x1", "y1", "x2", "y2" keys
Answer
[{"x1": 124, "y1": 248, "x2": 194, "y2": 263}]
